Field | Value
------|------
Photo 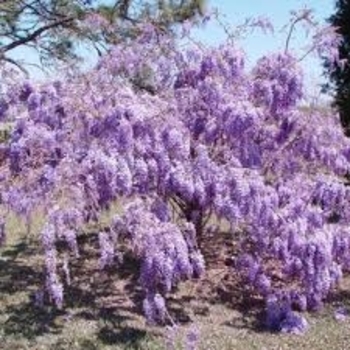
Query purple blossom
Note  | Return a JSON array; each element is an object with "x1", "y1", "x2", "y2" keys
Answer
[
  {"x1": 63, "y1": 229, "x2": 79, "y2": 257},
  {"x1": 290, "y1": 291, "x2": 308, "y2": 312},
  {"x1": 250, "y1": 16, "x2": 274, "y2": 34},
  {"x1": 33, "y1": 289, "x2": 45, "y2": 308},
  {"x1": 280, "y1": 311, "x2": 308, "y2": 334},
  {"x1": 48, "y1": 278, "x2": 63, "y2": 309},
  {"x1": 190, "y1": 251, "x2": 205, "y2": 278},
  {"x1": 265, "y1": 293, "x2": 308, "y2": 334},
  {"x1": 334, "y1": 306, "x2": 349, "y2": 322},
  {"x1": 151, "y1": 198, "x2": 170, "y2": 222},
  {"x1": 254, "y1": 273, "x2": 271, "y2": 296},
  {"x1": 98, "y1": 231, "x2": 115, "y2": 269},
  {"x1": 0, "y1": 98, "x2": 9, "y2": 121},
  {"x1": 236, "y1": 254, "x2": 261, "y2": 283},
  {"x1": 143, "y1": 293, "x2": 167, "y2": 324}
]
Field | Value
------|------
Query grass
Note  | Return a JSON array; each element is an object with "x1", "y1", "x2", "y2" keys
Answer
[{"x1": 1, "y1": 216, "x2": 350, "y2": 349}]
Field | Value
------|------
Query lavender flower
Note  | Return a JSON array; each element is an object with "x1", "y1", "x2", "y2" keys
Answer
[
  {"x1": 143, "y1": 293, "x2": 167, "y2": 324},
  {"x1": 334, "y1": 307, "x2": 349, "y2": 322},
  {"x1": 98, "y1": 231, "x2": 115, "y2": 269},
  {"x1": 33, "y1": 289, "x2": 45, "y2": 308},
  {"x1": 280, "y1": 311, "x2": 308, "y2": 335}
]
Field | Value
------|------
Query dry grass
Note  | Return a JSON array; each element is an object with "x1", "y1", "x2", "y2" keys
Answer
[{"x1": 1, "y1": 216, "x2": 350, "y2": 350}]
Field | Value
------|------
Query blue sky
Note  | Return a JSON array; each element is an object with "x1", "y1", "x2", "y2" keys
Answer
[
  {"x1": 9, "y1": 0, "x2": 335, "y2": 95},
  {"x1": 192, "y1": 0, "x2": 335, "y2": 97},
  {"x1": 195, "y1": 0, "x2": 334, "y2": 55}
]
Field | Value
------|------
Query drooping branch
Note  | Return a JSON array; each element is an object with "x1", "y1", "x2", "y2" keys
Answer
[
  {"x1": 0, "y1": 16, "x2": 75, "y2": 55},
  {"x1": 1, "y1": 55, "x2": 29, "y2": 76}
]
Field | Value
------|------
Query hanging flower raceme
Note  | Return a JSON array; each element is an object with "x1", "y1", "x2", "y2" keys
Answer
[{"x1": 0, "y1": 16, "x2": 350, "y2": 333}]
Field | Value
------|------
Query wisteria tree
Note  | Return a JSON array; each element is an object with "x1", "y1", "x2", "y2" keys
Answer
[{"x1": 0, "y1": 8, "x2": 349, "y2": 334}]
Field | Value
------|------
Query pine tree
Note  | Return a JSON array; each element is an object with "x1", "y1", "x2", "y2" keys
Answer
[
  {"x1": 0, "y1": 0, "x2": 205, "y2": 74},
  {"x1": 325, "y1": 0, "x2": 350, "y2": 136}
]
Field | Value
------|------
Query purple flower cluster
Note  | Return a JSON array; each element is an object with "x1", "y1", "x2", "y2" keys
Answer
[
  {"x1": 266, "y1": 294, "x2": 308, "y2": 334},
  {"x1": 41, "y1": 223, "x2": 63, "y2": 308},
  {"x1": 98, "y1": 231, "x2": 115, "y2": 269},
  {"x1": 119, "y1": 200, "x2": 204, "y2": 321}
]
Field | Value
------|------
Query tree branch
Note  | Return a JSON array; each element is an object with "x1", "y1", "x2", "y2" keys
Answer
[
  {"x1": 1, "y1": 55, "x2": 29, "y2": 76},
  {"x1": 0, "y1": 16, "x2": 75, "y2": 55}
]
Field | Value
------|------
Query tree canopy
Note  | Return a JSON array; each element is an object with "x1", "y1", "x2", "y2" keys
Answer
[
  {"x1": 0, "y1": 0, "x2": 205, "y2": 74},
  {"x1": 324, "y1": 0, "x2": 350, "y2": 136}
]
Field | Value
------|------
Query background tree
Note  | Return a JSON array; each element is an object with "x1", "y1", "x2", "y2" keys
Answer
[
  {"x1": 0, "y1": 0, "x2": 206, "y2": 75},
  {"x1": 324, "y1": 0, "x2": 350, "y2": 136}
]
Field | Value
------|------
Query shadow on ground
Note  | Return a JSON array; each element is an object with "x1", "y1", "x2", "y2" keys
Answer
[
  {"x1": 0, "y1": 242, "x2": 61, "y2": 339},
  {"x1": 4, "y1": 230, "x2": 350, "y2": 349},
  {"x1": 0, "y1": 237, "x2": 152, "y2": 348}
]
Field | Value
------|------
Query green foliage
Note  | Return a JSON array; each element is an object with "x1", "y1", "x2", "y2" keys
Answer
[
  {"x1": 0, "y1": 0, "x2": 205, "y2": 74},
  {"x1": 325, "y1": 0, "x2": 350, "y2": 136}
]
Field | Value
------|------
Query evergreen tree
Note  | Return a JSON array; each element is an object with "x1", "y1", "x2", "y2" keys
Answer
[
  {"x1": 325, "y1": 0, "x2": 350, "y2": 136},
  {"x1": 0, "y1": 0, "x2": 205, "y2": 74}
]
